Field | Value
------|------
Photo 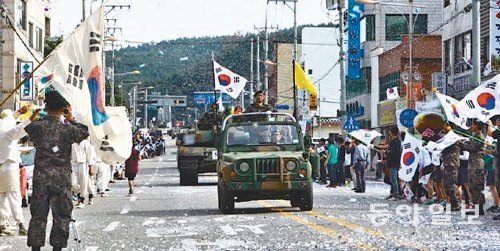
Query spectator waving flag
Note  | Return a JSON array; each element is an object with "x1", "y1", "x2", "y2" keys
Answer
[
  {"x1": 36, "y1": 2, "x2": 132, "y2": 162},
  {"x1": 459, "y1": 75, "x2": 500, "y2": 122},
  {"x1": 398, "y1": 133, "x2": 422, "y2": 182},
  {"x1": 213, "y1": 60, "x2": 247, "y2": 99},
  {"x1": 386, "y1": 87, "x2": 399, "y2": 100},
  {"x1": 435, "y1": 92, "x2": 469, "y2": 130}
]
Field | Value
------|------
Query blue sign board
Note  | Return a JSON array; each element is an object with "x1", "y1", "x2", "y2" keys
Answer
[
  {"x1": 399, "y1": 109, "x2": 418, "y2": 128},
  {"x1": 347, "y1": 0, "x2": 364, "y2": 80},
  {"x1": 193, "y1": 92, "x2": 233, "y2": 105},
  {"x1": 343, "y1": 115, "x2": 360, "y2": 132},
  {"x1": 274, "y1": 104, "x2": 290, "y2": 110}
]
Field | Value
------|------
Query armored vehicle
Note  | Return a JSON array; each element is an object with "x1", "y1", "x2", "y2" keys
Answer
[{"x1": 217, "y1": 112, "x2": 313, "y2": 213}]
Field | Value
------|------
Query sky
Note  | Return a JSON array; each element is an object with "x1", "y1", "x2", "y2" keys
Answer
[{"x1": 50, "y1": 0, "x2": 334, "y2": 44}]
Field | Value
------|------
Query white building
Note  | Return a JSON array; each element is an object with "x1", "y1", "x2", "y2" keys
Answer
[
  {"x1": 302, "y1": 27, "x2": 341, "y2": 118},
  {"x1": 0, "y1": 0, "x2": 50, "y2": 109}
]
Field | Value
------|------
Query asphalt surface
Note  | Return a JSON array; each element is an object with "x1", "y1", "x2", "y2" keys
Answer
[{"x1": 1, "y1": 139, "x2": 500, "y2": 250}]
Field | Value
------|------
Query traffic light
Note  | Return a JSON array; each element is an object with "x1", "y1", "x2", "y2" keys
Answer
[{"x1": 309, "y1": 94, "x2": 318, "y2": 110}]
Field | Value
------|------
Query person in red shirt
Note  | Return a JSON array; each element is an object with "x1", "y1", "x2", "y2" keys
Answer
[{"x1": 125, "y1": 141, "x2": 141, "y2": 195}]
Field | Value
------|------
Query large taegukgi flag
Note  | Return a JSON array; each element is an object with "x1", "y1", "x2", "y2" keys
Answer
[
  {"x1": 213, "y1": 60, "x2": 247, "y2": 99},
  {"x1": 458, "y1": 74, "x2": 500, "y2": 123},
  {"x1": 37, "y1": 3, "x2": 132, "y2": 163},
  {"x1": 398, "y1": 133, "x2": 422, "y2": 182},
  {"x1": 435, "y1": 92, "x2": 469, "y2": 130}
]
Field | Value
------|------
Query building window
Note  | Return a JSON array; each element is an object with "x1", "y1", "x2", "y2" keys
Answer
[
  {"x1": 453, "y1": 31, "x2": 472, "y2": 74},
  {"x1": 36, "y1": 27, "x2": 43, "y2": 52},
  {"x1": 444, "y1": 39, "x2": 451, "y2": 75},
  {"x1": 365, "y1": 15, "x2": 375, "y2": 41},
  {"x1": 16, "y1": 0, "x2": 27, "y2": 30},
  {"x1": 385, "y1": 14, "x2": 428, "y2": 41},
  {"x1": 28, "y1": 22, "x2": 33, "y2": 48}
]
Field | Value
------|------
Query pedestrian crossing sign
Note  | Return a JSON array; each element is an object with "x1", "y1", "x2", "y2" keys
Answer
[{"x1": 342, "y1": 115, "x2": 360, "y2": 132}]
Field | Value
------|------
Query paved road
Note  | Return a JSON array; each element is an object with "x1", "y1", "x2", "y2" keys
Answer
[{"x1": 1, "y1": 139, "x2": 499, "y2": 250}]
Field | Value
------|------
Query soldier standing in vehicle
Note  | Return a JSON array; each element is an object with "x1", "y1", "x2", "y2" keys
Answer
[
  {"x1": 460, "y1": 119, "x2": 485, "y2": 215},
  {"x1": 25, "y1": 91, "x2": 89, "y2": 251},
  {"x1": 244, "y1": 90, "x2": 273, "y2": 113}
]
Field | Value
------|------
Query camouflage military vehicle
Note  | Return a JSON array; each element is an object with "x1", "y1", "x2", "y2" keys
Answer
[
  {"x1": 176, "y1": 124, "x2": 218, "y2": 185},
  {"x1": 217, "y1": 112, "x2": 313, "y2": 213}
]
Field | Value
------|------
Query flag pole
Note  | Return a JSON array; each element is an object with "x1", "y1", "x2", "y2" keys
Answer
[
  {"x1": 292, "y1": 59, "x2": 298, "y2": 120},
  {"x1": 211, "y1": 52, "x2": 218, "y2": 132}
]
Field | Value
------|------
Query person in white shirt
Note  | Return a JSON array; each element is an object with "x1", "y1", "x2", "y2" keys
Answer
[
  {"x1": 0, "y1": 107, "x2": 39, "y2": 235},
  {"x1": 91, "y1": 143, "x2": 110, "y2": 197},
  {"x1": 71, "y1": 138, "x2": 95, "y2": 208}
]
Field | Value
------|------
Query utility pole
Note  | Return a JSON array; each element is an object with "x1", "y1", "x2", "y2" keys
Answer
[
  {"x1": 408, "y1": 0, "x2": 414, "y2": 108},
  {"x1": 82, "y1": 0, "x2": 86, "y2": 21},
  {"x1": 471, "y1": 0, "x2": 480, "y2": 85},
  {"x1": 250, "y1": 38, "x2": 254, "y2": 101},
  {"x1": 256, "y1": 35, "x2": 261, "y2": 91},
  {"x1": 255, "y1": 22, "x2": 278, "y2": 103},
  {"x1": 110, "y1": 40, "x2": 116, "y2": 106},
  {"x1": 338, "y1": 1, "x2": 346, "y2": 127},
  {"x1": 133, "y1": 85, "x2": 137, "y2": 130},
  {"x1": 144, "y1": 88, "x2": 149, "y2": 128}
]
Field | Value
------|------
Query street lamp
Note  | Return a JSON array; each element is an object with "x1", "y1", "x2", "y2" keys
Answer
[
  {"x1": 357, "y1": 0, "x2": 425, "y2": 108},
  {"x1": 110, "y1": 70, "x2": 141, "y2": 106},
  {"x1": 138, "y1": 86, "x2": 154, "y2": 128}
]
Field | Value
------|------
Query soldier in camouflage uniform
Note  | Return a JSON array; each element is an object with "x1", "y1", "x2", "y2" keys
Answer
[
  {"x1": 460, "y1": 119, "x2": 485, "y2": 215},
  {"x1": 244, "y1": 91, "x2": 273, "y2": 113},
  {"x1": 441, "y1": 125, "x2": 461, "y2": 211},
  {"x1": 25, "y1": 91, "x2": 89, "y2": 251}
]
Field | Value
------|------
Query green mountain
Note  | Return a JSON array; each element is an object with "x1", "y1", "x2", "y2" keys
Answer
[{"x1": 109, "y1": 24, "x2": 331, "y2": 125}]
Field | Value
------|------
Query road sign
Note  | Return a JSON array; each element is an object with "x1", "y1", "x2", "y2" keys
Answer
[
  {"x1": 193, "y1": 92, "x2": 233, "y2": 105},
  {"x1": 19, "y1": 61, "x2": 34, "y2": 101},
  {"x1": 342, "y1": 115, "x2": 360, "y2": 132},
  {"x1": 274, "y1": 104, "x2": 290, "y2": 110},
  {"x1": 398, "y1": 109, "x2": 418, "y2": 128},
  {"x1": 432, "y1": 73, "x2": 447, "y2": 94}
]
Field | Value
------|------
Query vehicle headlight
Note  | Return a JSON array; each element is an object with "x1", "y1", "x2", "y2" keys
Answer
[
  {"x1": 285, "y1": 160, "x2": 297, "y2": 171},
  {"x1": 239, "y1": 162, "x2": 250, "y2": 173}
]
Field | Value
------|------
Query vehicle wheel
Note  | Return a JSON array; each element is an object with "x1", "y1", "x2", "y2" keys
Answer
[
  {"x1": 218, "y1": 177, "x2": 234, "y2": 214},
  {"x1": 289, "y1": 192, "x2": 300, "y2": 208},
  {"x1": 298, "y1": 186, "x2": 313, "y2": 211},
  {"x1": 179, "y1": 170, "x2": 198, "y2": 186}
]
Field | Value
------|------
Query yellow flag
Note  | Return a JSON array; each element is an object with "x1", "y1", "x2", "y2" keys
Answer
[{"x1": 294, "y1": 61, "x2": 317, "y2": 95}]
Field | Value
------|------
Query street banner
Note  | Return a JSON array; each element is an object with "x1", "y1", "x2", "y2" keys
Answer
[
  {"x1": 399, "y1": 133, "x2": 422, "y2": 182},
  {"x1": 19, "y1": 61, "x2": 34, "y2": 101},
  {"x1": 431, "y1": 73, "x2": 447, "y2": 95},
  {"x1": 294, "y1": 61, "x2": 317, "y2": 95},
  {"x1": 213, "y1": 60, "x2": 247, "y2": 99},
  {"x1": 343, "y1": 115, "x2": 360, "y2": 132},
  {"x1": 459, "y1": 75, "x2": 500, "y2": 122},
  {"x1": 435, "y1": 92, "x2": 469, "y2": 130},
  {"x1": 490, "y1": 0, "x2": 500, "y2": 71},
  {"x1": 347, "y1": 0, "x2": 364, "y2": 80},
  {"x1": 386, "y1": 87, "x2": 399, "y2": 100},
  {"x1": 37, "y1": 2, "x2": 132, "y2": 162},
  {"x1": 348, "y1": 129, "x2": 381, "y2": 146}
]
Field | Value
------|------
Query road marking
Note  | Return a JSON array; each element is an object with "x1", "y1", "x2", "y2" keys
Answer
[
  {"x1": 84, "y1": 246, "x2": 99, "y2": 251},
  {"x1": 275, "y1": 200, "x2": 427, "y2": 251},
  {"x1": 237, "y1": 224, "x2": 266, "y2": 234},
  {"x1": 103, "y1": 221, "x2": 120, "y2": 232},
  {"x1": 129, "y1": 196, "x2": 137, "y2": 202},
  {"x1": 0, "y1": 246, "x2": 12, "y2": 251},
  {"x1": 219, "y1": 225, "x2": 237, "y2": 236},
  {"x1": 256, "y1": 201, "x2": 374, "y2": 251},
  {"x1": 120, "y1": 204, "x2": 131, "y2": 214}
]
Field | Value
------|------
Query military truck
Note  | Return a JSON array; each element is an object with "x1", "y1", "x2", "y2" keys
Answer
[
  {"x1": 217, "y1": 112, "x2": 314, "y2": 213},
  {"x1": 176, "y1": 125, "x2": 218, "y2": 186}
]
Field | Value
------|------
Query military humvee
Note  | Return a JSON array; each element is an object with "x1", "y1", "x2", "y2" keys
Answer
[{"x1": 217, "y1": 112, "x2": 313, "y2": 213}]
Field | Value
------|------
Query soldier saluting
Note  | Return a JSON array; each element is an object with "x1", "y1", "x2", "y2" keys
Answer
[{"x1": 25, "y1": 91, "x2": 89, "y2": 251}]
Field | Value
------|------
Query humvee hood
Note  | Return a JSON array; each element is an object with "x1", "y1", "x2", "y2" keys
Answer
[{"x1": 222, "y1": 152, "x2": 305, "y2": 162}]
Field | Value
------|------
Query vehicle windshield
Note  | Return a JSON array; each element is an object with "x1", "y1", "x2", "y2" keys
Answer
[{"x1": 226, "y1": 123, "x2": 300, "y2": 146}]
